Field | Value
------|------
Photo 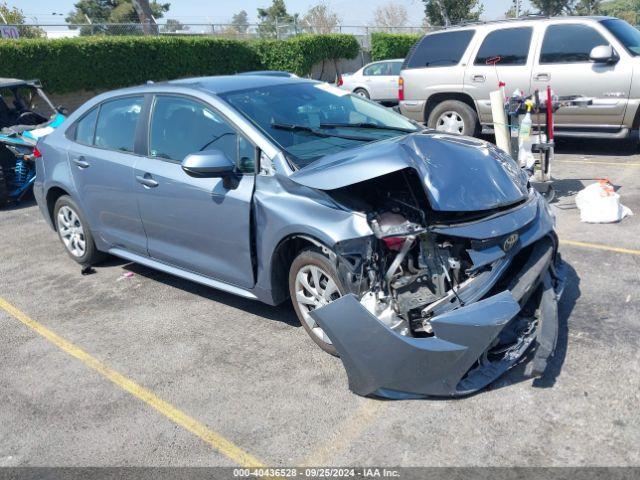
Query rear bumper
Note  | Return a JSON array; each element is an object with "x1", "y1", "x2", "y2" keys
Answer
[
  {"x1": 311, "y1": 236, "x2": 565, "y2": 399},
  {"x1": 399, "y1": 100, "x2": 426, "y2": 123}
]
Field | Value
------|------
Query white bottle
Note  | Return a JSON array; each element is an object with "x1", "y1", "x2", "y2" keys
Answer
[{"x1": 518, "y1": 100, "x2": 534, "y2": 168}]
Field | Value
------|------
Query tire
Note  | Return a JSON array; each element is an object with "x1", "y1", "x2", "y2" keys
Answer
[
  {"x1": 289, "y1": 249, "x2": 346, "y2": 356},
  {"x1": 0, "y1": 161, "x2": 8, "y2": 207},
  {"x1": 0, "y1": 148, "x2": 12, "y2": 207},
  {"x1": 353, "y1": 88, "x2": 370, "y2": 99},
  {"x1": 427, "y1": 100, "x2": 479, "y2": 137},
  {"x1": 53, "y1": 195, "x2": 105, "y2": 265}
]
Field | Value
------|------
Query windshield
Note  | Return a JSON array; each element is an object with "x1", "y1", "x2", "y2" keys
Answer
[
  {"x1": 601, "y1": 18, "x2": 640, "y2": 56},
  {"x1": 219, "y1": 82, "x2": 419, "y2": 169}
]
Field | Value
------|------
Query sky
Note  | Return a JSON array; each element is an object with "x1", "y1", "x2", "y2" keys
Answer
[{"x1": 10, "y1": 0, "x2": 534, "y2": 26}]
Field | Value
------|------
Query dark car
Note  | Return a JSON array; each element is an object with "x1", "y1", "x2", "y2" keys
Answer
[{"x1": 0, "y1": 78, "x2": 66, "y2": 205}]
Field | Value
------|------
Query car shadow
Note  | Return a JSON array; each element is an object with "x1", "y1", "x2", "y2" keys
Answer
[
  {"x1": 118, "y1": 261, "x2": 300, "y2": 327},
  {"x1": 550, "y1": 178, "x2": 622, "y2": 207},
  {"x1": 482, "y1": 135, "x2": 638, "y2": 157},
  {"x1": 1, "y1": 196, "x2": 36, "y2": 211},
  {"x1": 113, "y1": 254, "x2": 579, "y2": 398},
  {"x1": 554, "y1": 137, "x2": 638, "y2": 157},
  {"x1": 487, "y1": 261, "x2": 580, "y2": 394}
]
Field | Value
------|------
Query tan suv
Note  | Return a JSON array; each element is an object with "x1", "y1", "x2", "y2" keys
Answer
[{"x1": 399, "y1": 16, "x2": 640, "y2": 140}]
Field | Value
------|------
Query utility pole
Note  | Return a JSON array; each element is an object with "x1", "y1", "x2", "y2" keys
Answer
[{"x1": 516, "y1": 0, "x2": 521, "y2": 18}]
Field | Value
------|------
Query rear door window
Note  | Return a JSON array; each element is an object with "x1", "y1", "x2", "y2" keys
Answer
[
  {"x1": 389, "y1": 61, "x2": 402, "y2": 75},
  {"x1": 94, "y1": 96, "x2": 143, "y2": 153},
  {"x1": 406, "y1": 30, "x2": 475, "y2": 68},
  {"x1": 474, "y1": 27, "x2": 533, "y2": 66},
  {"x1": 363, "y1": 63, "x2": 388, "y2": 76},
  {"x1": 74, "y1": 107, "x2": 98, "y2": 145},
  {"x1": 540, "y1": 24, "x2": 609, "y2": 64}
]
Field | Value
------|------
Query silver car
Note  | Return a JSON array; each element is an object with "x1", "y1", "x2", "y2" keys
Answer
[
  {"x1": 34, "y1": 75, "x2": 563, "y2": 398},
  {"x1": 339, "y1": 59, "x2": 403, "y2": 103},
  {"x1": 400, "y1": 16, "x2": 640, "y2": 140}
]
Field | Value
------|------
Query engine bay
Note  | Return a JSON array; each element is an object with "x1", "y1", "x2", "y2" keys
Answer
[{"x1": 326, "y1": 168, "x2": 485, "y2": 338}]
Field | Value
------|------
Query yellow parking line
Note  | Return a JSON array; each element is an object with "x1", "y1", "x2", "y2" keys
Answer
[
  {"x1": 0, "y1": 297, "x2": 265, "y2": 468},
  {"x1": 556, "y1": 160, "x2": 640, "y2": 167},
  {"x1": 560, "y1": 239, "x2": 640, "y2": 256},
  {"x1": 301, "y1": 400, "x2": 385, "y2": 466}
]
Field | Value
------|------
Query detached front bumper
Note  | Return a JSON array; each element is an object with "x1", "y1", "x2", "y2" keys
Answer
[{"x1": 311, "y1": 235, "x2": 565, "y2": 399}]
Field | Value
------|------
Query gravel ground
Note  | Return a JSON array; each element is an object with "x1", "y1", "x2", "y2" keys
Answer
[{"x1": 0, "y1": 138, "x2": 638, "y2": 467}]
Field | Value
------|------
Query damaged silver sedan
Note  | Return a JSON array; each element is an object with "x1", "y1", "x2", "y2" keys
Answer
[{"x1": 35, "y1": 75, "x2": 564, "y2": 398}]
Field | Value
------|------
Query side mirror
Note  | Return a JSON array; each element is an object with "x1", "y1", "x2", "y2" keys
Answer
[
  {"x1": 181, "y1": 150, "x2": 236, "y2": 177},
  {"x1": 590, "y1": 45, "x2": 617, "y2": 64}
]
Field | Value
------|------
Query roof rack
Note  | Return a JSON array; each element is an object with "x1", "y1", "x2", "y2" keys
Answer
[{"x1": 437, "y1": 14, "x2": 576, "y2": 30}]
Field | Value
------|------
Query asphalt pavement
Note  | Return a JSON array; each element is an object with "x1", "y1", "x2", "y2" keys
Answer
[{"x1": 0, "y1": 138, "x2": 638, "y2": 467}]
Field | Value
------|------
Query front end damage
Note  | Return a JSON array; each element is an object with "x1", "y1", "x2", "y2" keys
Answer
[{"x1": 297, "y1": 134, "x2": 565, "y2": 398}]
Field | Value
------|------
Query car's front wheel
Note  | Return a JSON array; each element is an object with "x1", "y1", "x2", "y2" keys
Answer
[
  {"x1": 289, "y1": 249, "x2": 345, "y2": 355},
  {"x1": 54, "y1": 195, "x2": 104, "y2": 265}
]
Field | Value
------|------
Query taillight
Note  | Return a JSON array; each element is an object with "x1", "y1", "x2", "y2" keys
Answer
[
  {"x1": 337, "y1": 73, "x2": 343, "y2": 86},
  {"x1": 398, "y1": 76, "x2": 404, "y2": 101},
  {"x1": 32, "y1": 147, "x2": 42, "y2": 158},
  {"x1": 382, "y1": 236, "x2": 405, "y2": 251}
]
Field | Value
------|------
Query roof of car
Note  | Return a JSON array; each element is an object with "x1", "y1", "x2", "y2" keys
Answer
[
  {"x1": 0, "y1": 78, "x2": 41, "y2": 89},
  {"x1": 168, "y1": 74, "x2": 312, "y2": 94},
  {"x1": 428, "y1": 15, "x2": 616, "y2": 32}
]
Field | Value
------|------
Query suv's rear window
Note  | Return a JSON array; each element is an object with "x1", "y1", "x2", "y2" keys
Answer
[
  {"x1": 540, "y1": 24, "x2": 608, "y2": 64},
  {"x1": 405, "y1": 30, "x2": 475, "y2": 69},
  {"x1": 474, "y1": 27, "x2": 533, "y2": 66}
]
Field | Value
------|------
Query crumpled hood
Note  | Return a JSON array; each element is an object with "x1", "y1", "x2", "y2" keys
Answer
[{"x1": 290, "y1": 132, "x2": 529, "y2": 212}]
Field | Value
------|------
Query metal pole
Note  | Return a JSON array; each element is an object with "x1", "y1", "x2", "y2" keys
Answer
[{"x1": 516, "y1": 0, "x2": 521, "y2": 18}]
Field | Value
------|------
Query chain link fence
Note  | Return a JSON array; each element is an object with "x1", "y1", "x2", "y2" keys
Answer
[{"x1": 3, "y1": 22, "x2": 428, "y2": 48}]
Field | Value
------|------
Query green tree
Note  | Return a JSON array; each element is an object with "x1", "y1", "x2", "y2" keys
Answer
[
  {"x1": 163, "y1": 18, "x2": 186, "y2": 33},
  {"x1": 531, "y1": 0, "x2": 576, "y2": 15},
  {"x1": 0, "y1": 2, "x2": 44, "y2": 38},
  {"x1": 257, "y1": 0, "x2": 298, "y2": 38},
  {"x1": 231, "y1": 10, "x2": 249, "y2": 34},
  {"x1": 66, "y1": 0, "x2": 170, "y2": 35},
  {"x1": 599, "y1": 0, "x2": 639, "y2": 23},
  {"x1": 505, "y1": 0, "x2": 531, "y2": 17},
  {"x1": 423, "y1": 0, "x2": 483, "y2": 27},
  {"x1": 574, "y1": 0, "x2": 602, "y2": 13},
  {"x1": 301, "y1": 3, "x2": 340, "y2": 34}
]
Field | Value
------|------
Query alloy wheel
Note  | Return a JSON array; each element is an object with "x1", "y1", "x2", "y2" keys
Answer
[
  {"x1": 57, "y1": 205, "x2": 86, "y2": 258},
  {"x1": 294, "y1": 264, "x2": 342, "y2": 344}
]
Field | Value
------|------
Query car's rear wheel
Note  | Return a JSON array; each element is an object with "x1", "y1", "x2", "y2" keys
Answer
[
  {"x1": 428, "y1": 100, "x2": 479, "y2": 137},
  {"x1": 54, "y1": 195, "x2": 104, "y2": 265},
  {"x1": 353, "y1": 88, "x2": 370, "y2": 99},
  {"x1": 289, "y1": 249, "x2": 345, "y2": 356}
]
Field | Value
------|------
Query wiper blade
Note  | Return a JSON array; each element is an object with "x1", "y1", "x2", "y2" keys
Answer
[
  {"x1": 271, "y1": 122, "x2": 372, "y2": 141},
  {"x1": 319, "y1": 122, "x2": 417, "y2": 133}
]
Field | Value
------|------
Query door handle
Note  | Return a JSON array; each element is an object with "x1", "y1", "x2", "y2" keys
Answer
[
  {"x1": 72, "y1": 156, "x2": 89, "y2": 169},
  {"x1": 136, "y1": 174, "x2": 159, "y2": 188},
  {"x1": 534, "y1": 73, "x2": 551, "y2": 82},
  {"x1": 472, "y1": 74, "x2": 486, "y2": 83}
]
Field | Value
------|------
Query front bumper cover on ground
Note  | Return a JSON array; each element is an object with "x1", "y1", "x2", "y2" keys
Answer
[{"x1": 311, "y1": 237, "x2": 565, "y2": 399}]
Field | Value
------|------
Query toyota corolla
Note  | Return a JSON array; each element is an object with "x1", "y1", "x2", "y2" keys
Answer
[{"x1": 34, "y1": 75, "x2": 564, "y2": 398}]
